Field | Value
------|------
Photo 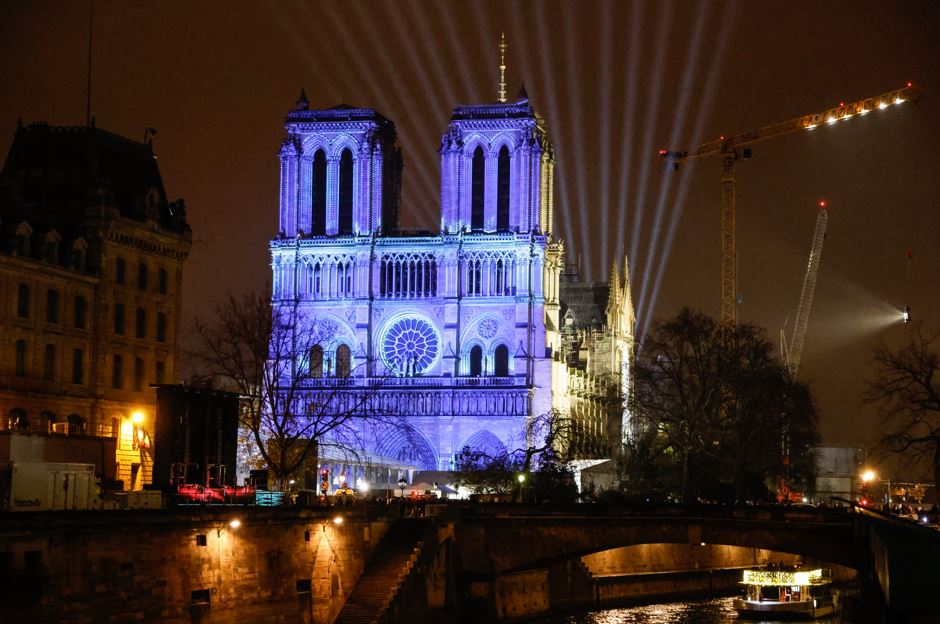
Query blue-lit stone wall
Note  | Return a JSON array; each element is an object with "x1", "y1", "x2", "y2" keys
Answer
[{"x1": 271, "y1": 93, "x2": 563, "y2": 471}]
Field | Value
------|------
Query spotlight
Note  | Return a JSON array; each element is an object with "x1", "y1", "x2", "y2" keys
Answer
[{"x1": 902, "y1": 306, "x2": 910, "y2": 323}]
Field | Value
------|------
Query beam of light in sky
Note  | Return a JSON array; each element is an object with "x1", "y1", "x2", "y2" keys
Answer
[
  {"x1": 639, "y1": 0, "x2": 741, "y2": 340},
  {"x1": 614, "y1": 0, "x2": 643, "y2": 281},
  {"x1": 401, "y1": 1, "x2": 457, "y2": 112},
  {"x1": 534, "y1": 5, "x2": 575, "y2": 255},
  {"x1": 436, "y1": 3, "x2": 477, "y2": 101},
  {"x1": 272, "y1": 5, "x2": 343, "y2": 108},
  {"x1": 310, "y1": 2, "x2": 439, "y2": 224},
  {"x1": 471, "y1": 3, "x2": 498, "y2": 96},
  {"x1": 507, "y1": 4, "x2": 532, "y2": 90},
  {"x1": 565, "y1": 7, "x2": 593, "y2": 280},
  {"x1": 635, "y1": 0, "x2": 709, "y2": 323},
  {"x1": 598, "y1": 0, "x2": 614, "y2": 273},
  {"x1": 628, "y1": 0, "x2": 673, "y2": 295}
]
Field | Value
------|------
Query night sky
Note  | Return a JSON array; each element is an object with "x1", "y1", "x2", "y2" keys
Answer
[{"x1": 2, "y1": 1, "x2": 939, "y2": 473}]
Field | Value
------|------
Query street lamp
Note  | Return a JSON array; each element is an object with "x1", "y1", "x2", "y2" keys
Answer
[
  {"x1": 517, "y1": 473, "x2": 526, "y2": 503},
  {"x1": 398, "y1": 477, "x2": 407, "y2": 499},
  {"x1": 860, "y1": 469, "x2": 877, "y2": 506}
]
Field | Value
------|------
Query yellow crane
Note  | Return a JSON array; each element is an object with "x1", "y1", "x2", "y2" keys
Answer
[{"x1": 660, "y1": 83, "x2": 923, "y2": 324}]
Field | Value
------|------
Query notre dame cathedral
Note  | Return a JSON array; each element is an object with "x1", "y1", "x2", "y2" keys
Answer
[{"x1": 269, "y1": 77, "x2": 633, "y2": 484}]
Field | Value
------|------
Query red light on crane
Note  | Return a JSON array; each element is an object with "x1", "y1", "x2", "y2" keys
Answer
[{"x1": 818, "y1": 199, "x2": 827, "y2": 208}]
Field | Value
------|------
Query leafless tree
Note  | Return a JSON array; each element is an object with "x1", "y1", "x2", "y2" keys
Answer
[
  {"x1": 189, "y1": 291, "x2": 386, "y2": 485},
  {"x1": 866, "y1": 328, "x2": 940, "y2": 501}
]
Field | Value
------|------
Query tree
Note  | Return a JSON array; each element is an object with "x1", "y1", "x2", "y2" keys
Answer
[
  {"x1": 630, "y1": 308, "x2": 818, "y2": 503},
  {"x1": 866, "y1": 328, "x2": 940, "y2": 502},
  {"x1": 189, "y1": 291, "x2": 384, "y2": 485},
  {"x1": 454, "y1": 409, "x2": 578, "y2": 501}
]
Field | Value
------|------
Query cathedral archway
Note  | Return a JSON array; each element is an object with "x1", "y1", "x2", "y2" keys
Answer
[
  {"x1": 469, "y1": 345, "x2": 483, "y2": 376},
  {"x1": 494, "y1": 344, "x2": 510, "y2": 377},
  {"x1": 497, "y1": 145, "x2": 510, "y2": 230},
  {"x1": 335, "y1": 344, "x2": 351, "y2": 377},
  {"x1": 375, "y1": 427, "x2": 437, "y2": 471},
  {"x1": 471, "y1": 146, "x2": 485, "y2": 231},
  {"x1": 338, "y1": 148, "x2": 353, "y2": 234},
  {"x1": 311, "y1": 149, "x2": 327, "y2": 235},
  {"x1": 460, "y1": 430, "x2": 507, "y2": 459}
]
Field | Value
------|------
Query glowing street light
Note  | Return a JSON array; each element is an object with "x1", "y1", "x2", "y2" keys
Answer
[
  {"x1": 229, "y1": 519, "x2": 241, "y2": 529},
  {"x1": 861, "y1": 469, "x2": 877, "y2": 483},
  {"x1": 902, "y1": 306, "x2": 911, "y2": 324}
]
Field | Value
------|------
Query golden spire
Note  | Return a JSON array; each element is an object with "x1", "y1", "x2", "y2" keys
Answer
[{"x1": 498, "y1": 32, "x2": 508, "y2": 103}]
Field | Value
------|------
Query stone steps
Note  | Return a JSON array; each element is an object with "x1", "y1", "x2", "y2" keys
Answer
[{"x1": 333, "y1": 519, "x2": 430, "y2": 624}]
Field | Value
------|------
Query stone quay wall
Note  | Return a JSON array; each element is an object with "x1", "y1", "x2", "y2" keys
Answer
[{"x1": 0, "y1": 507, "x2": 391, "y2": 624}]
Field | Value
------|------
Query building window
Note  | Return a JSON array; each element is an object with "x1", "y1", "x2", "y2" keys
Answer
[
  {"x1": 336, "y1": 344, "x2": 351, "y2": 377},
  {"x1": 112, "y1": 354, "x2": 123, "y2": 389},
  {"x1": 67, "y1": 413, "x2": 86, "y2": 436},
  {"x1": 136, "y1": 308, "x2": 147, "y2": 339},
  {"x1": 46, "y1": 289, "x2": 59, "y2": 323},
  {"x1": 338, "y1": 148, "x2": 353, "y2": 235},
  {"x1": 43, "y1": 344, "x2": 55, "y2": 381},
  {"x1": 310, "y1": 345, "x2": 323, "y2": 377},
  {"x1": 155, "y1": 360, "x2": 165, "y2": 385},
  {"x1": 15, "y1": 340, "x2": 27, "y2": 377},
  {"x1": 156, "y1": 312, "x2": 167, "y2": 342},
  {"x1": 134, "y1": 357, "x2": 144, "y2": 391},
  {"x1": 114, "y1": 303, "x2": 125, "y2": 335},
  {"x1": 17, "y1": 283, "x2": 30, "y2": 318},
  {"x1": 116, "y1": 258, "x2": 126, "y2": 285},
  {"x1": 311, "y1": 149, "x2": 327, "y2": 236},
  {"x1": 158, "y1": 268, "x2": 168, "y2": 294},
  {"x1": 138, "y1": 262, "x2": 148, "y2": 291},
  {"x1": 72, "y1": 349, "x2": 84, "y2": 385},
  {"x1": 74, "y1": 295, "x2": 86, "y2": 329},
  {"x1": 471, "y1": 146, "x2": 485, "y2": 231},
  {"x1": 497, "y1": 145, "x2": 510, "y2": 230},
  {"x1": 494, "y1": 344, "x2": 509, "y2": 377},
  {"x1": 469, "y1": 345, "x2": 483, "y2": 376}
]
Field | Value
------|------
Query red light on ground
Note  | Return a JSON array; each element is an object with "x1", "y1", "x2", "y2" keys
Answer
[{"x1": 860, "y1": 498, "x2": 869, "y2": 507}]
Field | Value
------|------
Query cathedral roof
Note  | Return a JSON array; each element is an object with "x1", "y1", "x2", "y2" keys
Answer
[{"x1": 286, "y1": 103, "x2": 395, "y2": 128}]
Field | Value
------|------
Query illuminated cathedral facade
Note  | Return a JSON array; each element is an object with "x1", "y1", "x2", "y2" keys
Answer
[{"x1": 270, "y1": 85, "x2": 631, "y2": 476}]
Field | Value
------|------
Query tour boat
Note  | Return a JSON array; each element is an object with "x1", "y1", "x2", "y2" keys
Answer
[{"x1": 733, "y1": 566, "x2": 838, "y2": 619}]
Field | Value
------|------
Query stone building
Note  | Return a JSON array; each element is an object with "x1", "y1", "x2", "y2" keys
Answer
[
  {"x1": 270, "y1": 80, "x2": 633, "y2": 482},
  {"x1": 0, "y1": 122, "x2": 191, "y2": 489},
  {"x1": 552, "y1": 257, "x2": 635, "y2": 460}
]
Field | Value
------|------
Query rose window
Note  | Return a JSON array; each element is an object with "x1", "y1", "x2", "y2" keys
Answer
[{"x1": 382, "y1": 317, "x2": 440, "y2": 375}]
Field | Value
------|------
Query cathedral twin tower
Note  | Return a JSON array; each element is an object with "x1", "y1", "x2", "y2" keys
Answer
[{"x1": 270, "y1": 86, "x2": 565, "y2": 471}]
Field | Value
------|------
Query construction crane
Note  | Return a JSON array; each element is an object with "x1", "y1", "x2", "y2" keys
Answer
[
  {"x1": 660, "y1": 82, "x2": 923, "y2": 324},
  {"x1": 781, "y1": 201, "x2": 829, "y2": 378}
]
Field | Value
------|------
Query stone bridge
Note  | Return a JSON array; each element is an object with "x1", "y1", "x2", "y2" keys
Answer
[{"x1": 446, "y1": 503, "x2": 940, "y2": 622}]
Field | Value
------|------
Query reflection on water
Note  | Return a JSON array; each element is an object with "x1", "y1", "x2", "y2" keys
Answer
[{"x1": 535, "y1": 596, "x2": 842, "y2": 624}]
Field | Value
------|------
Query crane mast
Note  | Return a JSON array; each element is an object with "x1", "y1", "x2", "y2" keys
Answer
[
  {"x1": 660, "y1": 83, "x2": 922, "y2": 324},
  {"x1": 783, "y1": 204, "x2": 829, "y2": 378}
]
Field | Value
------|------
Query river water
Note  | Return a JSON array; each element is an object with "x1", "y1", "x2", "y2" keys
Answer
[{"x1": 534, "y1": 596, "x2": 843, "y2": 623}]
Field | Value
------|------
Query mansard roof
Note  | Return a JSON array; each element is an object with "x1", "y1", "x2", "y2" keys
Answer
[{"x1": 0, "y1": 122, "x2": 190, "y2": 236}]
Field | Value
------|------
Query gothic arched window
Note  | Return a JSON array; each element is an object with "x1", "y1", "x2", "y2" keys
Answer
[
  {"x1": 311, "y1": 150, "x2": 327, "y2": 235},
  {"x1": 497, "y1": 146, "x2": 510, "y2": 231},
  {"x1": 338, "y1": 149, "x2": 353, "y2": 235},
  {"x1": 469, "y1": 345, "x2": 483, "y2": 377},
  {"x1": 310, "y1": 345, "x2": 323, "y2": 377},
  {"x1": 335, "y1": 344, "x2": 351, "y2": 377},
  {"x1": 471, "y1": 147, "x2": 485, "y2": 231},
  {"x1": 494, "y1": 344, "x2": 509, "y2": 377}
]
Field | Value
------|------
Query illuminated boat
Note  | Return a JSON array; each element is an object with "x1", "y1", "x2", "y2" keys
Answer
[{"x1": 733, "y1": 567, "x2": 838, "y2": 619}]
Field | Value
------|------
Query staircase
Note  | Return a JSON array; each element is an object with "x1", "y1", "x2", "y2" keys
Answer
[{"x1": 333, "y1": 518, "x2": 431, "y2": 624}]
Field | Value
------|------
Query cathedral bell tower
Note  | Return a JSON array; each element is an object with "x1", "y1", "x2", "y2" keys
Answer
[
  {"x1": 278, "y1": 90, "x2": 402, "y2": 238},
  {"x1": 439, "y1": 83, "x2": 555, "y2": 235}
]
